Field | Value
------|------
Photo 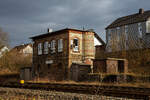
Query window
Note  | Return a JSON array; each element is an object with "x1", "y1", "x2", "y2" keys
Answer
[
  {"x1": 72, "y1": 38, "x2": 79, "y2": 52},
  {"x1": 125, "y1": 25, "x2": 128, "y2": 50},
  {"x1": 38, "y1": 43, "x2": 42, "y2": 55},
  {"x1": 107, "y1": 29, "x2": 112, "y2": 52},
  {"x1": 51, "y1": 40, "x2": 56, "y2": 53},
  {"x1": 44, "y1": 41, "x2": 49, "y2": 54},
  {"x1": 116, "y1": 27, "x2": 121, "y2": 50},
  {"x1": 138, "y1": 23, "x2": 142, "y2": 37},
  {"x1": 116, "y1": 27, "x2": 120, "y2": 41},
  {"x1": 107, "y1": 29, "x2": 111, "y2": 43},
  {"x1": 146, "y1": 21, "x2": 150, "y2": 33},
  {"x1": 58, "y1": 39, "x2": 63, "y2": 52}
]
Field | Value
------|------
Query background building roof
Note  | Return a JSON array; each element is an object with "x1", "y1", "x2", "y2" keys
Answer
[{"x1": 106, "y1": 9, "x2": 150, "y2": 29}]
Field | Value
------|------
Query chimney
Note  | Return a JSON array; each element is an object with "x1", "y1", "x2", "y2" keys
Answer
[
  {"x1": 47, "y1": 28, "x2": 53, "y2": 33},
  {"x1": 139, "y1": 8, "x2": 144, "y2": 14}
]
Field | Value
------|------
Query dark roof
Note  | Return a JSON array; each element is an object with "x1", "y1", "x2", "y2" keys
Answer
[
  {"x1": 30, "y1": 28, "x2": 91, "y2": 40},
  {"x1": 106, "y1": 9, "x2": 150, "y2": 29}
]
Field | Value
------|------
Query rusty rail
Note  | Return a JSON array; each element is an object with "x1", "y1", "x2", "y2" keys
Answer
[{"x1": 0, "y1": 82, "x2": 150, "y2": 99}]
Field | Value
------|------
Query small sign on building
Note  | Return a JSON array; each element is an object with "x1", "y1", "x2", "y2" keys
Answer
[{"x1": 45, "y1": 60, "x2": 53, "y2": 64}]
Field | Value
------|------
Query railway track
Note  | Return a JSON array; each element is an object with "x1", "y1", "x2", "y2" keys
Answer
[{"x1": 0, "y1": 82, "x2": 150, "y2": 99}]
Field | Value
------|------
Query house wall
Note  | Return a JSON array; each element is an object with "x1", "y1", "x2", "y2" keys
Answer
[
  {"x1": 93, "y1": 59, "x2": 128, "y2": 74},
  {"x1": 93, "y1": 60, "x2": 106, "y2": 73},
  {"x1": 0, "y1": 46, "x2": 9, "y2": 57},
  {"x1": 32, "y1": 30, "x2": 95, "y2": 80},
  {"x1": 68, "y1": 31, "x2": 95, "y2": 68},
  {"x1": 106, "y1": 21, "x2": 149, "y2": 51},
  {"x1": 32, "y1": 32, "x2": 69, "y2": 80},
  {"x1": 144, "y1": 20, "x2": 150, "y2": 47},
  {"x1": 22, "y1": 46, "x2": 33, "y2": 54},
  {"x1": 106, "y1": 60, "x2": 118, "y2": 73},
  {"x1": 68, "y1": 30, "x2": 95, "y2": 79}
]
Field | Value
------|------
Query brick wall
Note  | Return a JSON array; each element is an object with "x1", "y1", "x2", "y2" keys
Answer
[{"x1": 32, "y1": 29, "x2": 95, "y2": 80}]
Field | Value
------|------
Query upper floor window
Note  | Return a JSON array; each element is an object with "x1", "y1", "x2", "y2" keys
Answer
[
  {"x1": 125, "y1": 25, "x2": 128, "y2": 40},
  {"x1": 138, "y1": 23, "x2": 142, "y2": 37},
  {"x1": 125, "y1": 25, "x2": 129, "y2": 50},
  {"x1": 44, "y1": 41, "x2": 48, "y2": 54},
  {"x1": 116, "y1": 27, "x2": 120, "y2": 40},
  {"x1": 146, "y1": 21, "x2": 150, "y2": 33},
  {"x1": 107, "y1": 29, "x2": 111, "y2": 43},
  {"x1": 51, "y1": 40, "x2": 56, "y2": 53},
  {"x1": 71, "y1": 38, "x2": 79, "y2": 52},
  {"x1": 38, "y1": 43, "x2": 42, "y2": 55},
  {"x1": 58, "y1": 39, "x2": 63, "y2": 52}
]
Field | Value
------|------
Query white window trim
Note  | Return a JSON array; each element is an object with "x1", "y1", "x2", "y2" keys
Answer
[
  {"x1": 58, "y1": 39, "x2": 63, "y2": 52},
  {"x1": 38, "y1": 43, "x2": 42, "y2": 55},
  {"x1": 44, "y1": 41, "x2": 49, "y2": 54}
]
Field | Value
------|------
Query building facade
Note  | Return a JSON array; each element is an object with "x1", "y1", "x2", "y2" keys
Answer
[
  {"x1": 106, "y1": 8, "x2": 150, "y2": 52},
  {"x1": 31, "y1": 28, "x2": 104, "y2": 80},
  {"x1": 12, "y1": 43, "x2": 33, "y2": 56}
]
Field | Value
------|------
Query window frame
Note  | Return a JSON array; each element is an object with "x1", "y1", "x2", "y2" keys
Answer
[
  {"x1": 107, "y1": 29, "x2": 112, "y2": 43},
  {"x1": 58, "y1": 39, "x2": 63, "y2": 52},
  {"x1": 125, "y1": 25, "x2": 129, "y2": 50},
  {"x1": 44, "y1": 41, "x2": 49, "y2": 54},
  {"x1": 146, "y1": 21, "x2": 150, "y2": 33},
  {"x1": 138, "y1": 23, "x2": 142, "y2": 38},
  {"x1": 38, "y1": 43, "x2": 42, "y2": 55},
  {"x1": 116, "y1": 27, "x2": 120, "y2": 41},
  {"x1": 51, "y1": 40, "x2": 56, "y2": 53},
  {"x1": 73, "y1": 38, "x2": 79, "y2": 52}
]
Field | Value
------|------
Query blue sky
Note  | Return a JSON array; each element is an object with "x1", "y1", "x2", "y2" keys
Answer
[{"x1": 0, "y1": 0, "x2": 150, "y2": 47}]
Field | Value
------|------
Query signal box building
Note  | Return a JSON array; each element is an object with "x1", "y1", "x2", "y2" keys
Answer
[{"x1": 30, "y1": 28, "x2": 104, "y2": 80}]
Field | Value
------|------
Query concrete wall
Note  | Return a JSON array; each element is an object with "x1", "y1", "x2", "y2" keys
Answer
[{"x1": 93, "y1": 59, "x2": 128, "y2": 74}]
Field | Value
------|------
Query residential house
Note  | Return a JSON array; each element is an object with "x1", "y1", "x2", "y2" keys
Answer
[
  {"x1": 0, "y1": 45, "x2": 9, "y2": 57},
  {"x1": 30, "y1": 28, "x2": 105, "y2": 80},
  {"x1": 12, "y1": 43, "x2": 33, "y2": 56},
  {"x1": 106, "y1": 8, "x2": 150, "y2": 52}
]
